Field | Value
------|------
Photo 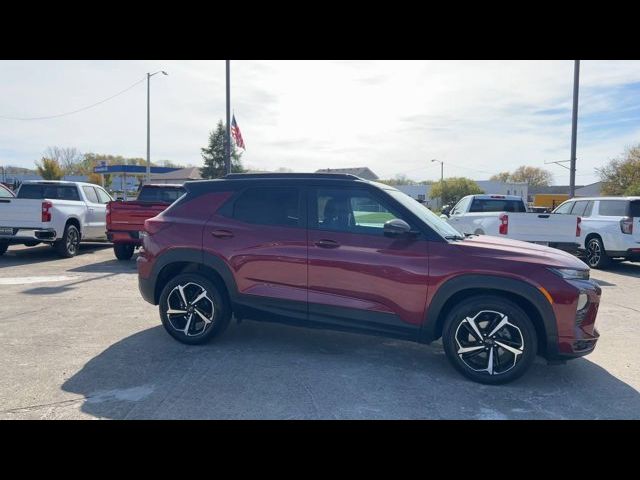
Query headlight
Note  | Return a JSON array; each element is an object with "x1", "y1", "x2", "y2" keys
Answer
[
  {"x1": 548, "y1": 267, "x2": 590, "y2": 280},
  {"x1": 576, "y1": 293, "x2": 589, "y2": 311}
]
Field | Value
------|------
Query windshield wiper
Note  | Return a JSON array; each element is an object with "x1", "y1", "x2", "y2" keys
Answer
[{"x1": 444, "y1": 234, "x2": 465, "y2": 241}]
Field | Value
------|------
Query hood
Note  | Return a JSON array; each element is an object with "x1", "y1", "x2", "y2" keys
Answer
[{"x1": 454, "y1": 235, "x2": 589, "y2": 270}]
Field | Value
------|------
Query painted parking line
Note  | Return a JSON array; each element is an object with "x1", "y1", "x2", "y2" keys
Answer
[{"x1": 0, "y1": 276, "x2": 78, "y2": 285}]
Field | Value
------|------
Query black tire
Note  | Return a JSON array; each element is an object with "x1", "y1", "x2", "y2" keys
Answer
[
  {"x1": 585, "y1": 237, "x2": 610, "y2": 269},
  {"x1": 54, "y1": 224, "x2": 80, "y2": 258},
  {"x1": 158, "y1": 273, "x2": 231, "y2": 345},
  {"x1": 113, "y1": 243, "x2": 135, "y2": 261},
  {"x1": 0, "y1": 242, "x2": 8, "y2": 256},
  {"x1": 442, "y1": 295, "x2": 538, "y2": 385}
]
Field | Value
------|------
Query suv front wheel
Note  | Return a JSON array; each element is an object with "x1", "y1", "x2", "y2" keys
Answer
[
  {"x1": 158, "y1": 273, "x2": 231, "y2": 345},
  {"x1": 442, "y1": 295, "x2": 537, "y2": 385}
]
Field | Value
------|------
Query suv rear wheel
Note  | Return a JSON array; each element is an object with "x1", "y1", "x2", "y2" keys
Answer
[
  {"x1": 158, "y1": 273, "x2": 231, "y2": 345},
  {"x1": 585, "y1": 237, "x2": 610, "y2": 269},
  {"x1": 442, "y1": 295, "x2": 537, "y2": 385}
]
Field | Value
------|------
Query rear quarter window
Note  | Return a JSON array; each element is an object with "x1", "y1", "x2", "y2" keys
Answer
[
  {"x1": 598, "y1": 200, "x2": 629, "y2": 216},
  {"x1": 629, "y1": 201, "x2": 640, "y2": 217}
]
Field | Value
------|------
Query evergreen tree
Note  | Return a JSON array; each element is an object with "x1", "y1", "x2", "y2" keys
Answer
[{"x1": 200, "y1": 120, "x2": 244, "y2": 179}]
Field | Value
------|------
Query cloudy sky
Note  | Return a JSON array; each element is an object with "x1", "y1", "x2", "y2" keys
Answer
[{"x1": 1, "y1": 60, "x2": 639, "y2": 184}]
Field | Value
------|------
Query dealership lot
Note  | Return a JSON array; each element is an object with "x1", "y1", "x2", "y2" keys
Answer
[{"x1": 0, "y1": 243, "x2": 639, "y2": 419}]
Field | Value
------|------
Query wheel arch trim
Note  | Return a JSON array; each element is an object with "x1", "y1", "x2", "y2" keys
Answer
[{"x1": 420, "y1": 274, "x2": 559, "y2": 357}]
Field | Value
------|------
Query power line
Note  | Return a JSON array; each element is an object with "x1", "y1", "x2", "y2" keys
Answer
[{"x1": 0, "y1": 76, "x2": 147, "y2": 121}]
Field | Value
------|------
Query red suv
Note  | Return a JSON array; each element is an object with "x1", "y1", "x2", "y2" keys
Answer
[{"x1": 137, "y1": 173, "x2": 601, "y2": 384}]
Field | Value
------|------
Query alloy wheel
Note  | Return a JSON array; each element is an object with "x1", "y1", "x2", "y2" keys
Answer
[
  {"x1": 586, "y1": 239, "x2": 601, "y2": 267},
  {"x1": 165, "y1": 282, "x2": 215, "y2": 337},
  {"x1": 67, "y1": 228, "x2": 79, "y2": 255},
  {"x1": 454, "y1": 310, "x2": 524, "y2": 376}
]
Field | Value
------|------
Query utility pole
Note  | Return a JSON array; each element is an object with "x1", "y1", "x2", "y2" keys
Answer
[
  {"x1": 225, "y1": 60, "x2": 231, "y2": 175},
  {"x1": 569, "y1": 60, "x2": 580, "y2": 198},
  {"x1": 432, "y1": 159, "x2": 444, "y2": 209}
]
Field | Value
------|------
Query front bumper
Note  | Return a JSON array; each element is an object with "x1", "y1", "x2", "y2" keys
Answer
[{"x1": 551, "y1": 279, "x2": 601, "y2": 360}]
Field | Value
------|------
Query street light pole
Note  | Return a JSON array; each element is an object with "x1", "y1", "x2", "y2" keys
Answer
[
  {"x1": 146, "y1": 70, "x2": 168, "y2": 185},
  {"x1": 569, "y1": 60, "x2": 580, "y2": 198}
]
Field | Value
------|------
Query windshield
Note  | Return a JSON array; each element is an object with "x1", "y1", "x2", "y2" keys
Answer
[{"x1": 386, "y1": 189, "x2": 462, "y2": 239}]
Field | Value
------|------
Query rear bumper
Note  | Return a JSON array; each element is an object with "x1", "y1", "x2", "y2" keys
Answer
[
  {"x1": 0, "y1": 228, "x2": 57, "y2": 243},
  {"x1": 604, "y1": 248, "x2": 640, "y2": 261},
  {"x1": 137, "y1": 253, "x2": 156, "y2": 304},
  {"x1": 107, "y1": 230, "x2": 142, "y2": 246}
]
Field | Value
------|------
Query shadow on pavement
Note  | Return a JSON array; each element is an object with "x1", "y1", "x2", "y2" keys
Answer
[
  {"x1": 62, "y1": 320, "x2": 640, "y2": 419},
  {"x1": 22, "y1": 272, "x2": 121, "y2": 295},
  {"x1": 67, "y1": 257, "x2": 138, "y2": 274},
  {"x1": 0, "y1": 243, "x2": 112, "y2": 266},
  {"x1": 601, "y1": 261, "x2": 640, "y2": 279}
]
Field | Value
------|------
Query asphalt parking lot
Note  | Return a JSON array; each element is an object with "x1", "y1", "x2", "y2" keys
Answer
[{"x1": 1, "y1": 243, "x2": 639, "y2": 419}]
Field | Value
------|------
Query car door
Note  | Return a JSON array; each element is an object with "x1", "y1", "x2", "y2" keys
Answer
[
  {"x1": 81, "y1": 186, "x2": 102, "y2": 239},
  {"x1": 204, "y1": 185, "x2": 308, "y2": 321},
  {"x1": 307, "y1": 185, "x2": 429, "y2": 338}
]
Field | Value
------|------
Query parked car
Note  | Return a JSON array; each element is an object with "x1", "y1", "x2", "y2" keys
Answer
[
  {"x1": 137, "y1": 173, "x2": 601, "y2": 385},
  {"x1": 0, "y1": 183, "x2": 15, "y2": 198},
  {"x1": 0, "y1": 180, "x2": 112, "y2": 257},
  {"x1": 553, "y1": 196, "x2": 640, "y2": 268},
  {"x1": 107, "y1": 184, "x2": 185, "y2": 260},
  {"x1": 442, "y1": 194, "x2": 581, "y2": 253}
]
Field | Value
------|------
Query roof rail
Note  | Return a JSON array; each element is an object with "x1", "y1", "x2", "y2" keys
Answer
[{"x1": 223, "y1": 172, "x2": 360, "y2": 180}]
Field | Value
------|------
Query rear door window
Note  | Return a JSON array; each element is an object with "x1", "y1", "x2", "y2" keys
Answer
[
  {"x1": 598, "y1": 200, "x2": 629, "y2": 216},
  {"x1": 82, "y1": 186, "x2": 99, "y2": 204},
  {"x1": 570, "y1": 200, "x2": 589, "y2": 216},
  {"x1": 231, "y1": 187, "x2": 301, "y2": 228}
]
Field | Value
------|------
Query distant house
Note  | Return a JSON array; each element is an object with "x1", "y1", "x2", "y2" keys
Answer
[
  {"x1": 149, "y1": 167, "x2": 202, "y2": 184},
  {"x1": 314, "y1": 167, "x2": 379, "y2": 181}
]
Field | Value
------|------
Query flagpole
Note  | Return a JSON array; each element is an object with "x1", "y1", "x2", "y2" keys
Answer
[{"x1": 225, "y1": 60, "x2": 231, "y2": 175}]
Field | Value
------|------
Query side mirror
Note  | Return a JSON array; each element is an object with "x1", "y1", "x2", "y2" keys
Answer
[{"x1": 383, "y1": 218, "x2": 412, "y2": 237}]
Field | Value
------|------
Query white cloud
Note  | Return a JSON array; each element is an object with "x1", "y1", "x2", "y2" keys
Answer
[{"x1": 1, "y1": 60, "x2": 640, "y2": 184}]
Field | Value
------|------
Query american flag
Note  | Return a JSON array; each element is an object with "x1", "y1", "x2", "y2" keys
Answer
[{"x1": 231, "y1": 114, "x2": 245, "y2": 150}]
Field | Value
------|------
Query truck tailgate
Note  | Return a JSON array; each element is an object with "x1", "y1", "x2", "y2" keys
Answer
[
  {"x1": 108, "y1": 201, "x2": 169, "y2": 232},
  {"x1": 505, "y1": 213, "x2": 579, "y2": 243},
  {"x1": 0, "y1": 198, "x2": 45, "y2": 229}
]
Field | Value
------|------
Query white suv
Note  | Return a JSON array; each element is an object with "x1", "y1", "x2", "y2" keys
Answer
[{"x1": 553, "y1": 196, "x2": 640, "y2": 268}]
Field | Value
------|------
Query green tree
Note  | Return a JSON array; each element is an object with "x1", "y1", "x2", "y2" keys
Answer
[
  {"x1": 597, "y1": 145, "x2": 640, "y2": 196},
  {"x1": 35, "y1": 158, "x2": 64, "y2": 180},
  {"x1": 430, "y1": 177, "x2": 484, "y2": 205},
  {"x1": 490, "y1": 166, "x2": 553, "y2": 187},
  {"x1": 200, "y1": 120, "x2": 244, "y2": 179}
]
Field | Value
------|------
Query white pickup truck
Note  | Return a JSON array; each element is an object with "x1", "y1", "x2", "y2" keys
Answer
[
  {"x1": 0, "y1": 180, "x2": 113, "y2": 258},
  {"x1": 442, "y1": 194, "x2": 581, "y2": 253}
]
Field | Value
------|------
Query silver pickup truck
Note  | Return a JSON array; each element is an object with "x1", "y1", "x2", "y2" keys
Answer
[
  {"x1": 0, "y1": 180, "x2": 113, "y2": 258},
  {"x1": 442, "y1": 194, "x2": 581, "y2": 253}
]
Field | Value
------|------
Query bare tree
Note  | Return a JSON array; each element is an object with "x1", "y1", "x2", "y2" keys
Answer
[{"x1": 44, "y1": 147, "x2": 83, "y2": 175}]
